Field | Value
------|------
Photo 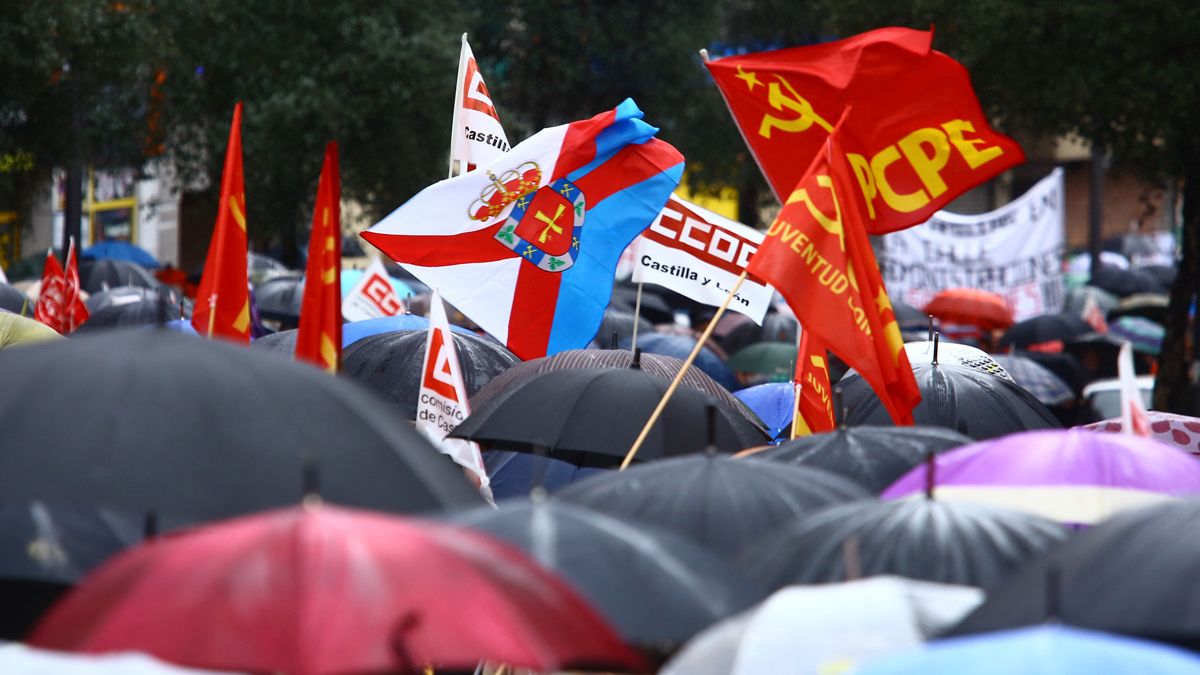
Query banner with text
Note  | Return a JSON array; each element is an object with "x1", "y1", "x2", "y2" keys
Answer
[
  {"x1": 877, "y1": 168, "x2": 1064, "y2": 321},
  {"x1": 632, "y1": 195, "x2": 774, "y2": 322}
]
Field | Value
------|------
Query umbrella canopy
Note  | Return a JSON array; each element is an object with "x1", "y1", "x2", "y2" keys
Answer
[
  {"x1": 752, "y1": 426, "x2": 973, "y2": 493},
  {"x1": 949, "y1": 500, "x2": 1200, "y2": 648},
  {"x1": 1108, "y1": 315, "x2": 1164, "y2": 355},
  {"x1": 451, "y1": 497, "x2": 765, "y2": 648},
  {"x1": 468, "y1": 348, "x2": 760, "y2": 431},
  {"x1": 1108, "y1": 292, "x2": 1169, "y2": 324},
  {"x1": 1140, "y1": 264, "x2": 1177, "y2": 288},
  {"x1": 341, "y1": 313, "x2": 474, "y2": 347},
  {"x1": 620, "y1": 331, "x2": 738, "y2": 391},
  {"x1": 555, "y1": 454, "x2": 868, "y2": 558},
  {"x1": 739, "y1": 498, "x2": 1067, "y2": 590},
  {"x1": 733, "y1": 382, "x2": 794, "y2": 441},
  {"x1": 726, "y1": 341, "x2": 796, "y2": 380},
  {"x1": 1090, "y1": 263, "x2": 1167, "y2": 297},
  {"x1": 923, "y1": 288, "x2": 1014, "y2": 330},
  {"x1": 81, "y1": 241, "x2": 161, "y2": 269},
  {"x1": 1062, "y1": 284, "x2": 1120, "y2": 317},
  {"x1": 991, "y1": 354, "x2": 1076, "y2": 406},
  {"x1": 341, "y1": 329, "x2": 519, "y2": 420},
  {"x1": 839, "y1": 362, "x2": 1061, "y2": 440},
  {"x1": 0, "y1": 311, "x2": 63, "y2": 349},
  {"x1": 998, "y1": 314, "x2": 1094, "y2": 352},
  {"x1": 1021, "y1": 350, "x2": 1090, "y2": 396},
  {"x1": 662, "y1": 577, "x2": 984, "y2": 675},
  {"x1": 249, "y1": 327, "x2": 296, "y2": 354},
  {"x1": 1082, "y1": 411, "x2": 1200, "y2": 455},
  {"x1": 29, "y1": 504, "x2": 643, "y2": 675},
  {"x1": 893, "y1": 298, "x2": 931, "y2": 333},
  {"x1": 0, "y1": 282, "x2": 31, "y2": 314},
  {"x1": 882, "y1": 429, "x2": 1200, "y2": 525},
  {"x1": 859, "y1": 625, "x2": 1200, "y2": 675},
  {"x1": 451, "y1": 367, "x2": 769, "y2": 466},
  {"x1": 610, "y1": 282, "x2": 675, "y2": 324},
  {"x1": 252, "y1": 273, "x2": 304, "y2": 323},
  {"x1": 76, "y1": 287, "x2": 184, "y2": 333},
  {"x1": 0, "y1": 330, "x2": 483, "y2": 525},
  {"x1": 591, "y1": 306, "x2": 654, "y2": 346},
  {"x1": 77, "y1": 258, "x2": 158, "y2": 294}
]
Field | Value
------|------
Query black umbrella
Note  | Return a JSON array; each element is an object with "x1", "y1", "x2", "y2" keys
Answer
[
  {"x1": 1020, "y1": 350, "x2": 1090, "y2": 396},
  {"x1": 341, "y1": 329, "x2": 520, "y2": 420},
  {"x1": 1089, "y1": 263, "x2": 1167, "y2": 297},
  {"x1": 738, "y1": 498, "x2": 1068, "y2": 591},
  {"x1": 591, "y1": 307, "x2": 653, "y2": 345},
  {"x1": 1107, "y1": 292, "x2": 1169, "y2": 325},
  {"x1": 75, "y1": 286, "x2": 185, "y2": 332},
  {"x1": 997, "y1": 314, "x2": 1094, "y2": 351},
  {"x1": 468, "y1": 348, "x2": 765, "y2": 434},
  {"x1": 839, "y1": 362, "x2": 1062, "y2": 440},
  {"x1": 753, "y1": 426, "x2": 973, "y2": 493},
  {"x1": 1139, "y1": 264, "x2": 1177, "y2": 288},
  {"x1": 450, "y1": 497, "x2": 766, "y2": 648},
  {"x1": 610, "y1": 283, "x2": 675, "y2": 324},
  {"x1": 949, "y1": 500, "x2": 1200, "y2": 649},
  {"x1": 0, "y1": 330, "x2": 483, "y2": 525},
  {"x1": 250, "y1": 327, "x2": 298, "y2": 354},
  {"x1": 0, "y1": 282, "x2": 31, "y2": 314},
  {"x1": 77, "y1": 258, "x2": 158, "y2": 294},
  {"x1": 451, "y1": 368, "x2": 769, "y2": 466},
  {"x1": 555, "y1": 454, "x2": 868, "y2": 558},
  {"x1": 253, "y1": 273, "x2": 304, "y2": 324}
]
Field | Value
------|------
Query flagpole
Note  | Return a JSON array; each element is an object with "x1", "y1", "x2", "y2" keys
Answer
[
  {"x1": 448, "y1": 32, "x2": 468, "y2": 179},
  {"x1": 630, "y1": 281, "x2": 644, "y2": 352},
  {"x1": 620, "y1": 271, "x2": 747, "y2": 470},
  {"x1": 790, "y1": 329, "x2": 806, "y2": 440}
]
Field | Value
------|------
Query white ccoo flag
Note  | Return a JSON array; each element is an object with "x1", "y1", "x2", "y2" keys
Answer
[{"x1": 449, "y1": 33, "x2": 510, "y2": 176}]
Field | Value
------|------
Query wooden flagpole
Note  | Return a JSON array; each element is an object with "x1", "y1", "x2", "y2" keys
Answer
[
  {"x1": 619, "y1": 272, "x2": 747, "y2": 469},
  {"x1": 790, "y1": 328, "x2": 804, "y2": 440}
]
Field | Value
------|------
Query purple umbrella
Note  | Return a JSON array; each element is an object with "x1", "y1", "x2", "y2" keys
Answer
[{"x1": 882, "y1": 429, "x2": 1200, "y2": 525}]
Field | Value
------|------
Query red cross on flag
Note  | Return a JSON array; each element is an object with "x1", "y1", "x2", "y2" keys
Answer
[{"x1": 417, "y1": 289, "x2": 491, "y2": 499}]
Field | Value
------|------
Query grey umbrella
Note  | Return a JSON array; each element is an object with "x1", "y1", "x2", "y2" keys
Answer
[
  {"x1": 450, "y1": 497, "x2": 766, "y2": 649},
  {"x1": 739, "y1": 498, "x2": 1068, "y2": 591},
  {"x1": 555, "y1": 454, "x2": 868, "y2": 558}
]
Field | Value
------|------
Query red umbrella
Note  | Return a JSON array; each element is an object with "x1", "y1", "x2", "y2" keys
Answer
[
  {"x1": 923, "y1": 288, "x2": 1014, "y2": 331},
  {"x1": 29, "y1": 504, "x2": 643, "y2": 675}
]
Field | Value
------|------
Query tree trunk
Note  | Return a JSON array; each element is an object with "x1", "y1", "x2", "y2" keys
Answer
[{"x1": 1152, "y1": 174, "x2": 1199, "y2": 412}]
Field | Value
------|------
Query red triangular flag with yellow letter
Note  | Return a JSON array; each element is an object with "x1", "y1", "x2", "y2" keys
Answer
[
  {"x1": 296, "y1": 142, "x2": 342, "y2": 372},
  {"x1": 192, "y1": 102, "x2": 251, "y2": 342}
]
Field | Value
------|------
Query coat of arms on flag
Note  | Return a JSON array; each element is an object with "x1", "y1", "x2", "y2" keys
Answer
[{"x1": 364, "y1": 99, "x2": 684, "y2": 360}]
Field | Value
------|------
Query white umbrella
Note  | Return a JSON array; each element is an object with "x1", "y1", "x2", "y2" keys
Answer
[
  {"x1": 661, "y1": 576, "x2": 983, "y2": 675},
  {"x1": 0, "y1": 644, "x2": 243, "y2": 675}
]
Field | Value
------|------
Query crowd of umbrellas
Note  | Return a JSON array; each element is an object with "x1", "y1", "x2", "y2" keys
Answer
[{"x1": 2, "y1": 235, "x2": 1200, "y2": 674}]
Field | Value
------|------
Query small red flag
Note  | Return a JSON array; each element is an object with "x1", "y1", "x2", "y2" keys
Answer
[
  {"x1": 34, "y1": 249, "x2": 68, "y2": 334},
  {"x1": 792, "y1": 331, "x2": 836, "y2": 436},
  {"x1": 192, "y1": 102, "x2": 251, "y2": 342},
  {"x1": 747, "y1": 120, "x2": 922, "y2": 425},
  {"x1": 295, "y1": 142, "x2": 342, "y2": 372},
  {"x1": 63, "y1": 238, "x2": 89, "y2": 333},
  {"x1": 706, "y1": 27, "x2": 1024, "y2": 234}
]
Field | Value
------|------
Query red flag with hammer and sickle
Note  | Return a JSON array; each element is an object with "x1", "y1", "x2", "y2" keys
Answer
[
  {"x1": 748, "y1": 119, "x2": 921, "y2": 425},
  {"x1": 792, "y1": 331, "x2": 836, "y2": 436},
  {"x1": 192, "y1": 102, "x2": 251, "y2": 342},
  {"x1": 706, "y1": 27, "x2": 1023, "y2": 234},
  {"x1": 295, "y1": 142, "x2": 342, "y2": 372}
]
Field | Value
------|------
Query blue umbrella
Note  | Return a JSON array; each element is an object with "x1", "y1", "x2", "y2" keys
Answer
[
  {"x1": 483, "y1": 451, "x2": 608, "y2": 500},
  {"x1": 340, "y1": 268, "x2": 412, "y2": 300},
  {"x1": 734, "y1": 382, "x2": 793, "y2": 441},
  {"x1": 857, "y1": 625, "x2": 1200, "y2": 675},
  {"x1": 342, "y1": 315, "x2": 474, "y2": 348},
  {"x1": 80, "y1": 241, "x2": 161, "y2": 269},
  {"x1": 620, "y1": 332, "x2": 737, "y2": 391}
]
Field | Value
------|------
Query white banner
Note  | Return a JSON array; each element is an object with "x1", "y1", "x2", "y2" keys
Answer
[
  {"x1": 449, "y1": 34, "x2": 510, "y2": 175},
  {"x1": 632, "y1": 195, "x2": 773, "y2": 322},
  {"x1": 877, "y1": 168, "x2": 1065, "y2": 322},
  {"x1": 342, "y1": 257, "x2": 404, "y2": 322},
  {"x1": 416, "y1": 289, "x2": 491, "y2": 499}
]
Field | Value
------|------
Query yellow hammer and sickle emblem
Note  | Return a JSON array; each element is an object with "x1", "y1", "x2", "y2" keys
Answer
[
  {"x1": 758, "y1": 75, "x2": 834, "y2": 139},
  {"x1": 787, "y1": 175, "x2": 845, "y2": 252},
  {"x1": 535, "y1": 203, "x2": 567, "y2": 244}
]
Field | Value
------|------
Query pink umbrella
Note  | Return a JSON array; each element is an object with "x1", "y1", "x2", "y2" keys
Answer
[
  {"x1": 882, "y1": 429, "x2": 1200, "y2": 525},
  {"x1": 1081, "y1": 411, "x2": 1200, "y2": 457}
]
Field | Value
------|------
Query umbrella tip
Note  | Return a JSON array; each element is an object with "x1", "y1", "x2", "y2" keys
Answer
[
  {"x1": 630, "y1": 347, "x2": 642, "y2": 370},
  {"x1": 143, "y1": 510, "x2": 159, "y2": 540},
  {"x1": 302, "y1": 454, "x2": 322, "y2": 505},
  {"x1": 610, "y1": 330, "x2": 619, "y2": 350},
  {"x1": 1045, "y1": 565, "x2": 1063, "y2": 622},
  {"x1": 924, "y1": 450, "x2": 937, "y2": 499},
  {"x1": 932, "y1": 332, "x2": 940, "y2": 365},
  {"x1": 703, "y1": 404, "x2": 720, "y2": 454},
  {"x1": 834, "y1": 386, "x2": 845, "y2": 429}
]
